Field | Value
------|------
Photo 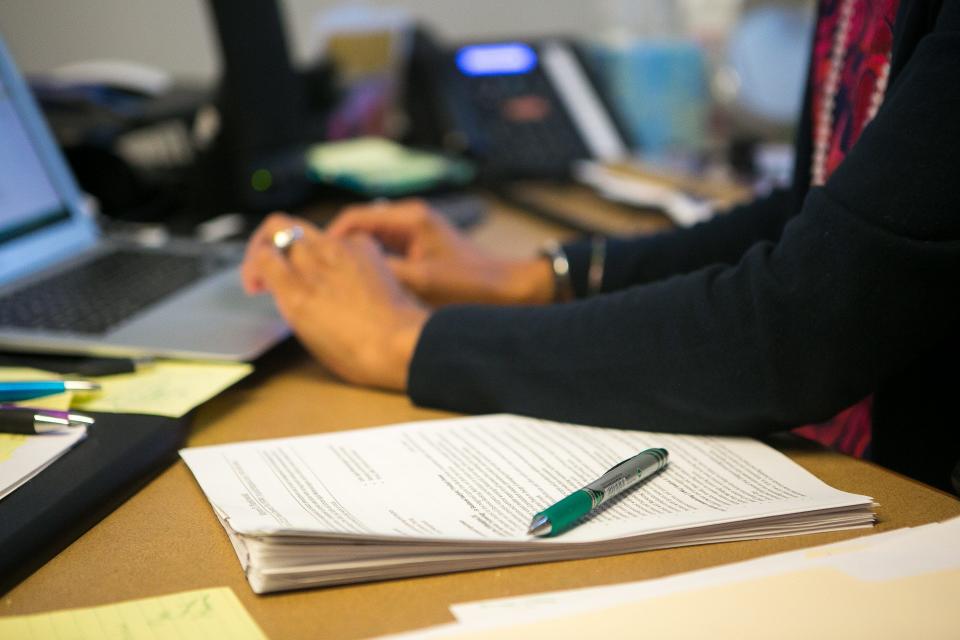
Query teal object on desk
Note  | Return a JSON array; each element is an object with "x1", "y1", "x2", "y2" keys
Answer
[
  {"x1": 528, "y1": 448, "x2": 669, "y2": 537},
  {"x1": 592, "y1": 40, "x2": 708, "y2": 159},
  {"x1": 0, "y1": 380, "x2": 101, "y2": 402},
  {"x1": 306, "y1": 137, "x2": 475, "y2": 197}
]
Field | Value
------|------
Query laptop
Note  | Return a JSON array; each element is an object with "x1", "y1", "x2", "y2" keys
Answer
[{"x1": 0, "y1": 37, "x2": 288, "y2": 361}]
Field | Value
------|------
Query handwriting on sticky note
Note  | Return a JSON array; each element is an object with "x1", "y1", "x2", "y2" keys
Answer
[
  {"x1": 0, "y1": 587, "x2": 268, "y2": 639},
  {"x1": 72, "y1": 361, "x2": 253, "y2": 418}
]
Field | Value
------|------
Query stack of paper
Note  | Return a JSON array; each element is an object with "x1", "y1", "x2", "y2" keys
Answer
[
  {"x1": 181, "y1": 415, "x2": 874, "y2": 594},
  {"x1": 384, "y1": 517, "x2": 960, "y2": 639}
]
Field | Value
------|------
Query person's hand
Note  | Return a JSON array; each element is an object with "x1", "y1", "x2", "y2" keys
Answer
[
  {"x1": 242, "y1": 213, "x2": 428, "y2": 391},
  {"x1": 327, "y1": 199, "x2": 555, "y2": 306}
]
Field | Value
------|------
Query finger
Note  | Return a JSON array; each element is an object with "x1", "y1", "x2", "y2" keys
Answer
[
  {"x1": 386, "y1": 255, "x2": 427, "y2": 293},
  {"x1": 344, "y1": 232, "x2": 380, "y2": 253},
  {"x1": 245, "y1": 241, "x2": 309, "y2": 307},
  {"x1": 247, "y1": 212, "x2": 299, "y2": 252},
  {"x1": 242, "y1": 212, "x2": 298, "y2": 292},
  {"x1": 346, "y1": 234, "x2": 401, "y2": 275},
  {"x1": 286, "y1": 227, "x2": 341, "y2": 276},
  {"x1": 242, "y1": 213, "x2": 316, "y2": 292},
  {"x1": 327, "y1": 200, "x2": 435, "y2": 250}
]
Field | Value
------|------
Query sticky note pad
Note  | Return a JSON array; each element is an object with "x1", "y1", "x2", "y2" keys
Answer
[
  {"x1": 72, "y1": 360, "x2": 253, "y2": 418},
  {"x1": 0, "y1": 587, "x2": 268, "y2": 639}
]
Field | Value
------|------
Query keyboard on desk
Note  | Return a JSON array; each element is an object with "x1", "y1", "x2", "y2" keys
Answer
[{"x1": 0, "y1": 249, "x2": 219, "y2": 335}]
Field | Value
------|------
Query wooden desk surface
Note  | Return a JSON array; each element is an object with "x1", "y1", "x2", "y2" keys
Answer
[{"x1": 2, "y1": 199, "x2": 959, "y2": 639}]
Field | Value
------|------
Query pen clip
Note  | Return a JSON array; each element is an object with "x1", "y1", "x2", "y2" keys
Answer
[{"x1": 33, "y1": 412, "x2": 74, "y2": 433}]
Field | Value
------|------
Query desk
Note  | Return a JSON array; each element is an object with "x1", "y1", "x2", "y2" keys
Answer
[{"x1": 2, "y1": 197, "x2": 959, "y2": 639}]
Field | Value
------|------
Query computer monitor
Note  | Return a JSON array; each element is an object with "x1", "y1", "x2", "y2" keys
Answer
[{"x1": 196, "y1": 0, "x2": 315, "y2": 214}]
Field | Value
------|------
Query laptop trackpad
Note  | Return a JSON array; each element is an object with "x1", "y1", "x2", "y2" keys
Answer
[{"x1": 107, "y1": 267, "x2": 289, "y2": 361}]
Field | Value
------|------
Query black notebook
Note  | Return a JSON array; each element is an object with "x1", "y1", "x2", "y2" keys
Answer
[{"x1": 0, "y1": 411, "x2": 190, "y2": 592}]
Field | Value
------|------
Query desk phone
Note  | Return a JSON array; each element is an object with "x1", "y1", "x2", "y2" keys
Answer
[{"x1": 406, "y1": 37, "x2": 631, "y2": 179}]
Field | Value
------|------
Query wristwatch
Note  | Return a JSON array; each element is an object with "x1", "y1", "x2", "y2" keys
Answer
[{"x1": 539, "y1": 240, "x2": 574, "y2": 303}]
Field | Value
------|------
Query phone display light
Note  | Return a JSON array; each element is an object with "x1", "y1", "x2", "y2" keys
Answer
[{"x1": 455, "y1": 43, "x2": 537, "y2": 76}]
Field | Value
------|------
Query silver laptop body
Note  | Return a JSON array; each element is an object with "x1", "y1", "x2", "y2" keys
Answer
[{"x1": 0, "y1": 36, "x2": 288, "y2": 361}]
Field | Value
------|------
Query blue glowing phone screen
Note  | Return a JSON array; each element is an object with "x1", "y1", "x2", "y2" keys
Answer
[{"x1": 455, "y1": 43, "x2": 537, "y2": 76}]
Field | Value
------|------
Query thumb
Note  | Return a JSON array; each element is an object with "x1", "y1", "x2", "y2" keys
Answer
[{"x1": 386, "y1": 256, "x2": 428, "y2": 294}]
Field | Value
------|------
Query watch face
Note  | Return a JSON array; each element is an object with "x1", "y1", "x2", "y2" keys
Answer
[{"x1": 728, "y1": 5, "x2": 814, "y2": 125}]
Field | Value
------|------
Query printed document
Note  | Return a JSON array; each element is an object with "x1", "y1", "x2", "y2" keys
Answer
[{"x1": 181, "y1": 414, "x2": 873, "y2": 592}]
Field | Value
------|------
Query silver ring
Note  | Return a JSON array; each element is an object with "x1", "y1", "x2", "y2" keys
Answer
[{"x1": 271, "y1": 225, "x2": 304, "y2": 255}]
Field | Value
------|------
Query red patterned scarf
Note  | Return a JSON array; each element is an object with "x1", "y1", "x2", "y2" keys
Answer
[{"x1": 792, "y1": 0, "x2": 900, "y2": 458}]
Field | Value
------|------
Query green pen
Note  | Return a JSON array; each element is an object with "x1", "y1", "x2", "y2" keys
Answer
[{"x1": 528, "y1": 448, "x2": 669, "y2": 537}]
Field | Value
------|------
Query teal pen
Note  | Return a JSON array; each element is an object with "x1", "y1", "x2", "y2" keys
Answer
[
  {"x1": 0, "y1": 380, "x2": 101, "y2": 402},
  {"x1": 528, "y1": 448, "x2": 669, "y2": 537}
]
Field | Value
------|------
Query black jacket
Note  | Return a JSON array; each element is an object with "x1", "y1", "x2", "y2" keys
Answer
[{"x1": 409, "y1": 0, "x2": 960, "y2": 492}]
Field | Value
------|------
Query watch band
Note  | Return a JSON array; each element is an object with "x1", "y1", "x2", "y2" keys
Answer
[{"x1": 587, "y1": 235, "x2": 606, "y2": 296}]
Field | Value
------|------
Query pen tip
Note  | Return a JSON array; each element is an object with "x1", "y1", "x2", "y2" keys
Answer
[
  {"x1": 527, "y1": 516, "x2": 552, "y2": 537},
  {"x1": 64, "y1": 380, "x2": 101, "y2": 392}
]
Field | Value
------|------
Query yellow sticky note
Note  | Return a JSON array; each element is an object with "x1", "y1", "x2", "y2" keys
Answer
[
  {"x1": 0, "y1": 367, "x2": 72, "y2": 410},
  {"x1": 0, "y1": 587, "x2": 269, "y2": 640},
  {"x1": 0, "y1": 366, "x2": 70, "y2": 465},
  {"x1": 0, "y1": 433, "x2": 28, "y2": 464},
  {"x1": 72, "y1": 361, "x2": 253, "y2": 418}
]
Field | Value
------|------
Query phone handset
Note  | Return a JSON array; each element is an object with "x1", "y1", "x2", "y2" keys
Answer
[{"x1": 539, "y1": 41, "x2": 628, "y2": 162}]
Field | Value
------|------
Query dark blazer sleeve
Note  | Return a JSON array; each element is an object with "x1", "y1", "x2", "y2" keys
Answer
[
  {"x1": 562, "y1": 188, "x2": 798, "y2": 297},
  {"x1": 408, "y1": 6, "x2": 960, "y2": 436}
]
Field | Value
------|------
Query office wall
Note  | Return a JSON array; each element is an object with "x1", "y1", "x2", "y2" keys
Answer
[{"x1": 0, "y1": 0, "x2": 739, "y2": 80}]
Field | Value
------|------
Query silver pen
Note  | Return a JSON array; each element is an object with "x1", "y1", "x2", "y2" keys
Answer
[
  {"x1": 528, "y1": 448, "x2": 669, "y2": 537},
  {"x1": 0, "y1": 406, "x2": 95, "y2": 435}
]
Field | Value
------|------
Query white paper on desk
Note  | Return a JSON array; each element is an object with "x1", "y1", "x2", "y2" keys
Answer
[
  {"x1": 450, "y1": 524, "x2": 928, "y2": 624},
  {"x1": 575, "y1": 160, "x2": 715, "y2": 226},
  {"x1": 0, "y1": 427, "x2": 86, "y2": 501},
  {"x1": 384, "y1": 518, "x2": 960, "y2": 640},
  {"x1": 181, "y1": 414, "x2": 870, "y2": 543}
]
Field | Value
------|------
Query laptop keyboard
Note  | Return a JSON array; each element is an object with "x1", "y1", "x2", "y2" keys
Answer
[{"x1": 0, "y1": 249, "x2": 218, "y2": 335}]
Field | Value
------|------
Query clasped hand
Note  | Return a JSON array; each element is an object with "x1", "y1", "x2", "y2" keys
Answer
[{"x1": 241, "y1": 200, "x2": 554, "y2": 391}]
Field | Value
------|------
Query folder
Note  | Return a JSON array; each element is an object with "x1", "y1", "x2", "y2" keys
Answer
[{"x1": 0, "y1": 411, "x2": 190, "y2": 592}]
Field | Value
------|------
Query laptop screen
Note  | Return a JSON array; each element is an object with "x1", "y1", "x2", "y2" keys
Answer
[{"x1": 0, "y1": 76, "x2": 70, "y2": 245}]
